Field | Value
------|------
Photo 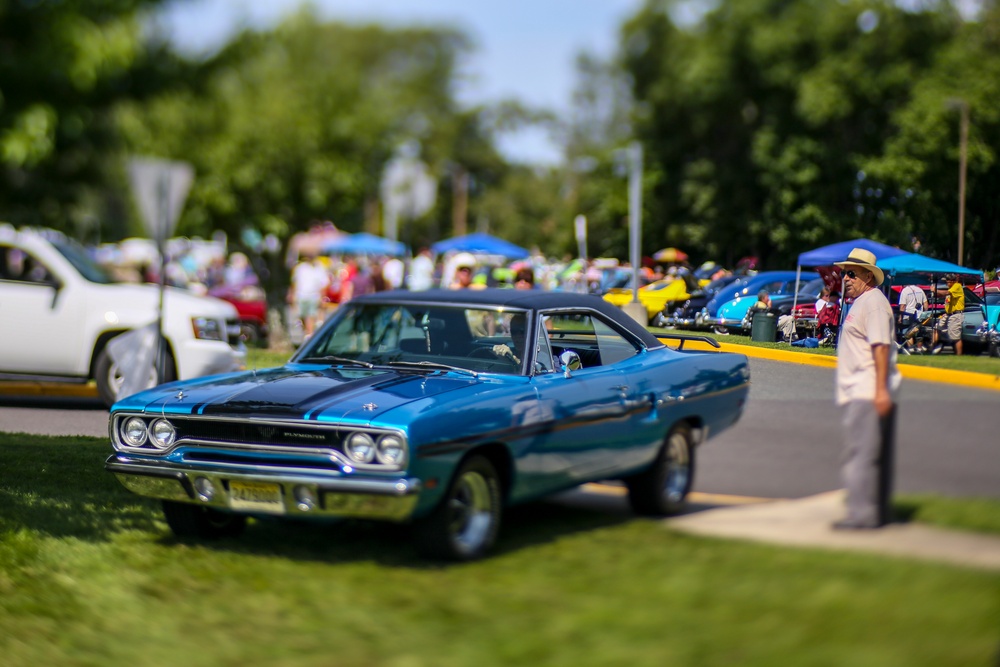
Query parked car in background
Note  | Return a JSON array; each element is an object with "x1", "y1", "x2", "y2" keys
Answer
[
  {"x1": 657, "y1": 274, "x2": 741, "y2": 329},
  {"x1": 706, "y1": 271, "x2": 817, "y2": 333},
  {"x1": 106, "y1": 289, "x2": 750, "y2": 560},
  {"x1": 979, "y1": 289, "x2": 1000, "y2": 357},
  {"x1": 0, "y1": 226, "x2": 245, "y2": 406},
  {"x1": 603, "y1": 274, "x2": 698, "y2": 324},
  {"x1": 207, "y1": 283, "x2": 270, "y2": 348}
]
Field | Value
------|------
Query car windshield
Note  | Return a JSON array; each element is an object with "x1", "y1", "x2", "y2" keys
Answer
[
  {"x1": 52, "y1": 238, "x2": 116, "y2": 284},
  {"x1": 293, "y1": 302, "x2": 531, "y2": 376}
]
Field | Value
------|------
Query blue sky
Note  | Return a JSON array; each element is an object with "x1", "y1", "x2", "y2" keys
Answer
[{"x1": 154, "y1": 0, "x2": 647, "y2": 164}]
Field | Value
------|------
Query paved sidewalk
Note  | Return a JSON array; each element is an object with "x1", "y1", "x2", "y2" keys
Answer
[{"x1": 666, "y1": 490, "x2": 1000, "y2": 571}]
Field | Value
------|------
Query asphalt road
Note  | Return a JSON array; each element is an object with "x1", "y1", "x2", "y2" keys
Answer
[
  {"x1": 698, "y1": 358, "x2": 1000, "y2": 499},
  {"x1": 1, "y1": 357, "x2": 997, "y2": 499}
]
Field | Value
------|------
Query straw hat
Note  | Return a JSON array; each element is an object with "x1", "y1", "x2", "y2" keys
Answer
[{"x1": 834, "y1": 248, "x2": 884, "y2": 286}]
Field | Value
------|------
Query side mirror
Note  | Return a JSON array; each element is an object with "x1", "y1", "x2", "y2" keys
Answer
[
  {"x1": 559, "y1": 350, "x2": 582, "y2": 377},
  {"x1": 44, "y1": 276, "x2": 63, "y2": 309}
]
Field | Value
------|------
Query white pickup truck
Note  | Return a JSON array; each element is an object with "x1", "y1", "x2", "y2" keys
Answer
[{"x1": 0, "y1": 226, "x2": 245, "y2": 405}]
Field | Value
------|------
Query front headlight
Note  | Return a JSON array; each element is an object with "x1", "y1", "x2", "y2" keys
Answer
[
  {"x1": 345, "y1": 433, "x2": 376, "y2": 463},
  {"x1": 376, "y1": 435, "x2": 407, "y2": 466},
  {"x1": 192, "y1": 316, "x2": 225, "y2": 341},
  {"x1": 122, "y1": 417, "x2": 148, "y2": 447},
  {"x1": 149, "y1": 419, "x2": 176, "y2": 449}
]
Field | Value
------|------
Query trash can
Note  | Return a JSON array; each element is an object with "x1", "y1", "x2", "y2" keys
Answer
[{"x1": 751, "y1": 312, "x2": 777, "y2": 342}]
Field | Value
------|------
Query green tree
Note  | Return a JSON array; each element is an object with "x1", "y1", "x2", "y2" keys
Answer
[
  {"x1": 619, "y1": 0, "x2": 965, "y2": 268},
  {"x1": 0, "y1": 0, "x2": 188, "y2": 236},
  {"x1": 119, "y1": 9, "x2": 506, "y2": 249},
  {"x1": 862, "y1": 3, "x2": 1000, "y2": 267}
]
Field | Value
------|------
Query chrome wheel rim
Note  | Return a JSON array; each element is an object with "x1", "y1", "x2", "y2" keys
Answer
[
  {"x1": 107, "y1": 361, "x2": 158, "y2": 399},
  {"x1": 663, "y1": 432, "x2": 691, "y2": 503},
  {"x1": 447, "y1": 471, "x2": 494, "y2": 553}
]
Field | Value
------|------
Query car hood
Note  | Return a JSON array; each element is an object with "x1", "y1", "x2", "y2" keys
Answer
[
  {"x1": 113, "y1": 365, "x2": 480, "y2": 422},
  {"x1": 94, "y1": 283, "x2": 237, "y2": 318}
]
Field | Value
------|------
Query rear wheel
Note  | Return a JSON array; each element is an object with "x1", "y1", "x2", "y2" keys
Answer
[
  {"x1": 413, "y1": 455, "x2": 502, "y2": 560},
  {"x1": 625, "y1": 424, "x2": 695, "y2": 516},
  {"x1": 162, "y1": 501, "x2": 247, "y2": 540}
]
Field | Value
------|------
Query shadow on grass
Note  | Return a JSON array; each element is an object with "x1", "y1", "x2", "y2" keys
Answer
[
  {"x1": 206, "y1": 496, "x2": 638, "y2": 568},
  {"x1": 0, "y1": 437, "x2": 161, "y2": 539},
  {"x1": 0, "y1": 435, "x2": 636, "y2": 566}
]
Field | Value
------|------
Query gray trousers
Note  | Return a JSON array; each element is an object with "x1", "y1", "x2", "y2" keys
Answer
[{"x1": 840, "y1": 400, "x2": 897, "y2": 526}]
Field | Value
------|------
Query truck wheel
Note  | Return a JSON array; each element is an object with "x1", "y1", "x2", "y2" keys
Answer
[
  {"x1": 95, "y1": 346, "x2": 175, "y2": 406},
  {"x1": 162, "y1": 501, "x2": 247, "y2": 539},
  {"x1": 413, "y1": 455, "x2": 502, "y2": 561},
  {"x1": 239, "y1": 321, "x2": 261, "y2": 347},
  {"x1": 625, "y1": 423, "x2": 695, "y2": 516}
]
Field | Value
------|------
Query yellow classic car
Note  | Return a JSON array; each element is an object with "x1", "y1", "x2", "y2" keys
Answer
[{"x1": 603, "y1": 277, "x2": 694, "y2": 323}]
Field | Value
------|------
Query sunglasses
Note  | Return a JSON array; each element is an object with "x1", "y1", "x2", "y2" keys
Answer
[{"x1": 844, "y1": 270, "x2": 859, "y2": 279}]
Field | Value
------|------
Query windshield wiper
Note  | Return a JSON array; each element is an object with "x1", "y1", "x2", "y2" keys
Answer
[
  {"x1": 386, "y1": 360, "x2": 478, "y2": 378},
  {"x1": 298, "y1": 355, "x2": 374, "y2": 369}
]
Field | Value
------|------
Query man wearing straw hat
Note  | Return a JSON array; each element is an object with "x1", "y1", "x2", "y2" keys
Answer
[{"x1": 832, "y1": 248, "x2": 902, "y2": 530}]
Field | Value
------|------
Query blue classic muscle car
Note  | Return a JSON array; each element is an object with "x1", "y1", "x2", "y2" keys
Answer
[{"x1": 106, "y1": 289, "x2": 750, "y2": 559}]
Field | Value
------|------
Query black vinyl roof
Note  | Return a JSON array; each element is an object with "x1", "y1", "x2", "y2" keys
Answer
[{"x1": 354, "y1": 288, "x2": 662, "y2": 348}]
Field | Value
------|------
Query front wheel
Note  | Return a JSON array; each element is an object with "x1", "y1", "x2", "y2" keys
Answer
[
  {"x1": 413, "y1": 455, "x2": 502, "y2": 560},
  {"x1": 95, "y1": 344, "x2": 175, "y2": 406},
  {"x1": 625, "y1": 424, "x2": 695, "y2": 516},
  {"x1": 162, "y1": 501, "x2": 247, "y2": 540}
]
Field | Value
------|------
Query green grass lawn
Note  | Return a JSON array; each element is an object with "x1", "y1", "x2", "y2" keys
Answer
[{"x1": 1, "y1": 434, "x2": 998, "y2": 666}]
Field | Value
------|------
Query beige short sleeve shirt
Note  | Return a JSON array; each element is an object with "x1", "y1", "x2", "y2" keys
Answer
[{"x1": 835, "y1": 288, "x2": 902, "y2": 405}]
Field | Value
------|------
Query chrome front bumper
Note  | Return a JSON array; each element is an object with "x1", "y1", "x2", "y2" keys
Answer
[{"x1": 106, "y1": 456, "x2": 421, "y2": 521}]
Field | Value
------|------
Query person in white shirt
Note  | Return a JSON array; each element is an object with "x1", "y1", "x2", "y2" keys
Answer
[
  {"x1": 290, "y1": 254, "x2": 330, "y2": 339},
  {"x1": 407, "y1": 248, "x2": 435, "y2": 291},
  {"x1": 382, "y1": 256, "x2": 404, "y2": 290},
  {"x1": 897, "y1": 283, "x2": 927, "y2": 324},
  {"x1": 831, "y1": 248, "x2": 902, "y2": 530}
]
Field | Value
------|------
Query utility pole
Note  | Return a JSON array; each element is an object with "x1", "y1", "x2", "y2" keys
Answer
[
  {"x1": 947, "y1": 98, "x2": 969, "y2": 266},
  {"x1": 957, "y1": 101, "x2": 969, "y2": 267},
  {"x1": 628, "y1": 141, "x2": 643, "y2": 305}
]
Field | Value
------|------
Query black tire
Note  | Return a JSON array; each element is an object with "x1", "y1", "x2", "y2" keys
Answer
[
  {"x1": 413, "y1": 455, "x2": 502, "y2": 561},
  {"x1": 162, "y1": 501, "x2": 247, "y2": 540},
  {"x1": 625, "y1": 423, "x2": 695, "y2": 516},
  {"x1": 239, "y1": 322, "x2": 260, "y2": 347},
  {"x1": 95, "y1": 344, "x2": 176, "y2": 406}
]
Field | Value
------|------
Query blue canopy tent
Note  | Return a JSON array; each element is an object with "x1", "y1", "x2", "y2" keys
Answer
[
  {"x1": 796, "y1": 239, "x2": 910, "y2": 268},
  {"x1": 323, "y1": 232, "x2": 407, "y2": 257},
  {"x1": 877, "y1": 253, "x2": 982, "y2": 285},
  {"x1": 431, "y1": 232, "x2": 530, "y2": 260},
  {"x1": 791, "y1": 239, "x2": 911, "y2": 318}
]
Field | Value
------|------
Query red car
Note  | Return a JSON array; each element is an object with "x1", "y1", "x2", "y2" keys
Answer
[{"x1": 208, "y1": 284, "x2": 269, "y2": 347}]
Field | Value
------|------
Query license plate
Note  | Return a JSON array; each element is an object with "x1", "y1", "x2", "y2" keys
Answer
[{"x1": 228, "y1": 480, "x2": 285, "y2": 514}]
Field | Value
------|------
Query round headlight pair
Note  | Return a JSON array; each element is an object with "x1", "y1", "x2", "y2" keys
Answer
[
  {"x1": 120, "y1": 417, "x2": 176, "y2": 449},
  {"x1": 344, "y1": 432, "x2": 406, "y2": 466}
]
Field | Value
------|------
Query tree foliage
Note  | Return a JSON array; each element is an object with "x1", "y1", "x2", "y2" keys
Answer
[
  {"x1": 118, "y1": 9, "x2": 526, "y2": 250},
  {"x1": 0, "y1": 0, "x2": 189, "y2": 234},
  {"x1": 612, "y1": 0, "x2": 998, "y2": 268}
]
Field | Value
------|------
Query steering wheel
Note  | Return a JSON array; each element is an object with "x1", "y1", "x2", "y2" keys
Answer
[{"x1": 468, "y1": 347, "x2": 501, "y2": 360}]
